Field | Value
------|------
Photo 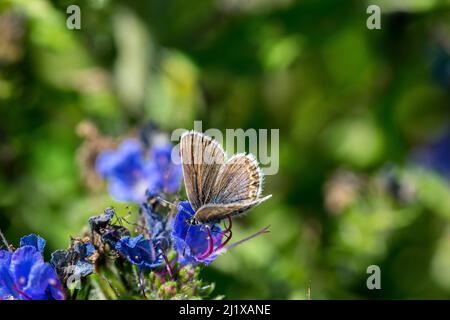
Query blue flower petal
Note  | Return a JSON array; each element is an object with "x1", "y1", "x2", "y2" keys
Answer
[
  {"x1": 96, "y1": 139, "x2": 181, "y2": 202},
  {"x1": 0, "y1": 250, "x2": 12, "y2": 268},
  {"x1": 96, "y1": 139, "x2": 148, "y2": 202},
  {"x1": 31, "y1": 263, "x2": 65, "y2": 300},
  {"x1": 108, "y1": 179, "x2": 146, "y2": 203},
  {"x1": 24, "y1": 262, "x2": 56, "y2": 299},
  {"x1": 20, "y1": 234, "x2": 46, "y2": 253},
  {"x1": 147, "y1": 143, "x2": 182, "y2": 194},
  {"x1": 10, "y1": 246, "x2": 43, "y2": 291},
  {"x1": 115, "y1": 235, "x2": 162, "y2": 269},
  {"x1": 0, "y1": 264, "x2": 17, "y2": 299},
  {"x1": 141, "y1": 202, "x2": 172, "y2": 249},
  {"x1": 1, "y1": 237, "x2": 65, "y2": 300},
  {"x1": 171, "y1": 201, "x2": 223, "y2": 266},
  {"x1": 50, "y1": 249, "x2": 69, "y2": 271},
  {"x1": 73, "y1": 242, "x2": 96, "y2": 260},
  {"x1": 95, "y1": 150, "x2": 117, "y2": 178},
  {"x1": 73, "y1": 260, "x2": 94, "y2": 278},
  {"x1": 89, "y1": 207, "x2": 115, "y2": 231}
]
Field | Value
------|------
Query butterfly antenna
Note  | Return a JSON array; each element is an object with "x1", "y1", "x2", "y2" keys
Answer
[
  {"x1": 156, "y1": 196, "x2": 177, "y2": 209},
  {"x1": 118, "y1": 214, "x2": 151, "y2": 235},
  {"x1": 171, "y1": 193, "x2": 181, "y2": 217}
]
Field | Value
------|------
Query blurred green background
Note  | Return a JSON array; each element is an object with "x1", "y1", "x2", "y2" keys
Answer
[{"x1": 1, "y1": 0, "x2": 450, "y2": 299}]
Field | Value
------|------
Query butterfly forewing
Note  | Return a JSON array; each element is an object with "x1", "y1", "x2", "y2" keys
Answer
[{"x1": 180, "y1": 131, "x2": 225, "y2": 211}]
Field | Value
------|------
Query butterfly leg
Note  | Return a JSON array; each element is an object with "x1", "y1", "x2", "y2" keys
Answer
[
  {"x1": 214, "y1": 217, "x2": 233, "y2": 251},
  {"x1": 222, "y1": 216, "x2": 233, "y2": 234}
]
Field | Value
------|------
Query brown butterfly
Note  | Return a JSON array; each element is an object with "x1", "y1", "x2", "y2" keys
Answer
[{"x1": 180, "y1": 131, "x2": 272, "y2": 224}]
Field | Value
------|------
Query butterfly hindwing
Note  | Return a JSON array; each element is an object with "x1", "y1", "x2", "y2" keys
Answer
[
  {"x1": 194, "y1": 195, "x2": 272, "y2": 223},
  {"x1": 212, "y1": 154, "x2": 263, "y2": 204}
]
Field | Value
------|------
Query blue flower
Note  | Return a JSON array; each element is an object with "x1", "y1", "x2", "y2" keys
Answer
[
  {"x1": 50, "y1": 238, "x2": 98, "y2": 282},
  {"x1": 115, "y1": 234, "x2": 162, "y2": 269},
  {"x1": 146, "y1": 144, "x2": 182, "y2": 194},
  {"x1": 74, "y1": 242, "x2": 96, "y2": 259},
  {"x1": 96, "y1": 139, "x2": 182, "y2": 203},
  {"x1": 171, "y1": 202, "x2": 224, "y2": 266},
  {"x1": 96, "y1": 139, "x2": 150, "y2": 202},
  {"x1": 72, "y1": 242, "x2": 96, "y2": 277},
  {"x1": 0, "y1": 235, "x2": 64, "y2": 300}
]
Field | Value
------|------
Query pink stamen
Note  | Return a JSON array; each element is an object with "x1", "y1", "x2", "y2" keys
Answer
[
  {"x1": 198, "y1": 218, "x2": 234, "y2": 261},
  {"x1": 197, "y1": 227, "x2": 215, "y2": 260},
  {"x1": 160, "y1": 249, "x2": 174, "y2": 278},
  {"x1": 13, "y1": 285, "x2": 33, "y2": 300},
  {"x1": 215, "y1": 229, "x2": 233, "y2": 252},
  {"x1": 222, "y1": 216, "x2": 233, "y2": 234}
]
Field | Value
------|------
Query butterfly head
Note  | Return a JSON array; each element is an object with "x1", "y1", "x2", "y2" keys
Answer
[{"x1": 187, "y1": 216, "x2": 200, "y2": 226}]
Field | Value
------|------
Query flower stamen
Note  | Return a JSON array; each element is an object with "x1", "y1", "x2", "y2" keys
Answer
[
  {"x1": 197, "y1": 226, "x2": 215, "y2": 260},
  {"x1": 13, "y1": 285, "x2": 33, "y2": 300}
]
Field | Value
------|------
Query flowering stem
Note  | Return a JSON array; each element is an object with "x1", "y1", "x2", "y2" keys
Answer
[
  {"x1": 160, "y1": 247, "x2": 174, "y2": 278},
  {"x1": 100, "y1": 274, "x2": 120, "y2": 298},
  {"x1": 0, "y1": 228, "x2": 11, "y2": 251},
  {"x1": 71, "y1": 289, "x2": 79, "y2": 300},
  {"x1": 198, "y1": 227, "x2": 215, "y2": 261},
  {"x1": 137, "y1": 268, "x2": 147, "y2": 299}
]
